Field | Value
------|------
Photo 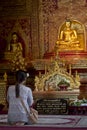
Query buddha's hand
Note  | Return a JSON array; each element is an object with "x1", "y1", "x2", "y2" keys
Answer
[{"x1": 56, "y1": 41, "x2": 60, "y2": 44}]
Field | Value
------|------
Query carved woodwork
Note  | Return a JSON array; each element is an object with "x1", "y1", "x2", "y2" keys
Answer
[{"x1": 34, "y1": 59, "x2": 80, "y2": 93}]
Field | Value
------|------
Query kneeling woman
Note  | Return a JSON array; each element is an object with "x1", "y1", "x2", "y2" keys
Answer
[{"x1": 7, "y1": 70, "x2": 34, "y2": 125}]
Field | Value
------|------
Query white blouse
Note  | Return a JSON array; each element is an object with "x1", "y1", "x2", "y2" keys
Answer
[{"x1": 7, "y1": 84, "x2": 34, "y2": 123}]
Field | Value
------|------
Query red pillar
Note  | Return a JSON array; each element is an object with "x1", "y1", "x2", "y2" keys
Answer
[{"x1": 85, "y1": 0, "x2": 87, "y2": 6}]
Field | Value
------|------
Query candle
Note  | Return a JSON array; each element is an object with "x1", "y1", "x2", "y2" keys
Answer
[{"x1": 69, "y1": 64, "x2": 71, "y2": 75}]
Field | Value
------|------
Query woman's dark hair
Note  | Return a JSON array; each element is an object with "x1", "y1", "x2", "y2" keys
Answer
[{"x1": 15, "y1": 70, "x2": 27, "y2": 98}]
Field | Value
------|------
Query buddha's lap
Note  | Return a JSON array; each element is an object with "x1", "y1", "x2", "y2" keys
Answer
[{"x1": 58, "y1": 40, "x2": 80, "y2": 45}]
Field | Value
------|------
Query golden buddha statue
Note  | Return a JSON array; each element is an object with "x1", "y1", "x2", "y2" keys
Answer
[
  {"x1": 55, "y1": 19, "x2": 81, "y2": 51},
  {"x1": 10, "y1": 32, "x2": 23, "y2": 55},
  {"x1": 9, "y1": 32, "x2": 27, "y2": 71}
]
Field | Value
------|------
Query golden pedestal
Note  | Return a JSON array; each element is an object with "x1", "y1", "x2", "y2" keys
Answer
[{"x1": 33, "y1": 91, "x2": 80, "y2": 101}]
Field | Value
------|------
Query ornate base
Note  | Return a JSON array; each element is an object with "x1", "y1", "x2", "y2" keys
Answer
[
  {"x1": 33, "y1": 91, "x2": 80, "y2": 101},
  {"x1": 43, "y1": 51, "x2": 87, "y2": 62},
  {"x1": 59, "y1": 51, "x2": 87, "y2": 61}
]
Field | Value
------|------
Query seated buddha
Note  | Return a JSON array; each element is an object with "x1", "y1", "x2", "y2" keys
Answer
[
  {"x1": 2, "y1": 32, "x2": 23, "y2": 61},
  {"x1": 55, "y1": 19, "x2": 80, "y2": 50}
]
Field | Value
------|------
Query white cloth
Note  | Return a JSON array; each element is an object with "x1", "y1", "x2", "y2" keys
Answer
[{"x1": 7, "y1": 84, "x2": 33, "y2": 123}]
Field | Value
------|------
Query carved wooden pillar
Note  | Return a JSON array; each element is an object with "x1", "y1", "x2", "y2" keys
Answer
[{"x1": 31, "y1": 0, "x2": 40, "y2": 59}]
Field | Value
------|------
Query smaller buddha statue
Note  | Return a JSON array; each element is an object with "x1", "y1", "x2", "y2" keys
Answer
[
  {"x1": 10, "y1": 32, "x2": 27, "y2": 71},
  {"x1": 55, "y1": 19, "x2": 80, "y2": 50},
  {"x1": 10, "y1": 32, "x2": 23, "y2": 55}
]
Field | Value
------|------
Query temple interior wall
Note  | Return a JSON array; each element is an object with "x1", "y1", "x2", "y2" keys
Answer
[
  {"x1": 0, "y1": 0, "x2": 87, "y2": 100},
  {"x1": 0, "y1": 0, "x2": 87, "y2": 59}
]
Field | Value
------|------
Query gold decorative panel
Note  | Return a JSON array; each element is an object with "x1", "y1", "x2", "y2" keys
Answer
[{"x1": 0, "y1": 81, "x2": 7, "y2": 106}]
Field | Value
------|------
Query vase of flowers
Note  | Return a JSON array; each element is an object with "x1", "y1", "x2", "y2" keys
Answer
[{"x1": 57, "y1": 79, "x2": 70, "y2": 91}]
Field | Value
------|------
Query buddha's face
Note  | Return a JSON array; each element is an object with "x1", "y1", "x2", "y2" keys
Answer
[
  {"x1": 12, "y1": 34, "x2": 18, "y2": 41},
  {"x1": 65, "y1": 21, "x2": 71, "y2": 28}
]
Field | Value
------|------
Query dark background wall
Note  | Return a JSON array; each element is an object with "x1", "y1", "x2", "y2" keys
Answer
[{"x1": 0, "y1": 0, "x2": 87, "y2": 60}]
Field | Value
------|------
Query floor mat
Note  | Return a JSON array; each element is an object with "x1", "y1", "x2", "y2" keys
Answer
[{"x1": 0, "y1": 115, "x2": 83, "y2": 127}]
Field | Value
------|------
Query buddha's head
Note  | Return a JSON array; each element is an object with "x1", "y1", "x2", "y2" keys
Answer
[
  {"x1": 65, "y1": 19, "x2": 71, "y2": 28},
  {"x1": 12, "y1": 32, "x2": 18, "y2": 42}
]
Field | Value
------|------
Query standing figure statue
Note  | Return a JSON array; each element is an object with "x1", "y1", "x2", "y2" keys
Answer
[
  {"x1": 10, "y1": 32, "x2": 27, "y2": 71},
  {"x1": 10, "y1": 32, "x2": 23, "y2": 55}
]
